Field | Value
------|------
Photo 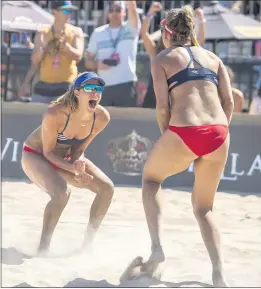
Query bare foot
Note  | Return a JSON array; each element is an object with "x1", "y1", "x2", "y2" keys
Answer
[
  {"x1": 140, "y1": 245, "x2": 165, "y2": 278},
  {"x1": 130, "y1": 256, "x2": 144, "y2": 267},
  {"x1": 120, "y1": 256, "x2": 146, "y2": 282},
  {"x1": 212, "y1": 269, "x2": 229, "y2": 287}
]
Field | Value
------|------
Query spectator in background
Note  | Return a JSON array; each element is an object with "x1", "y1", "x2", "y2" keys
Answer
[
  {"x1": 96, "y1": 2, "x2": 144, "y2": 28},
  {"x1": 3, "y1": 32, "x2": 35, "y2": 100},
  {"x1": 30, "y1": 0, "x2": 84, "y2": 103},
  {"x1": 225, "y1": 65, "x2": 244, "y2": 112},
  {"x1": 85, "y1": 1, "x2": 140, "y2": 107},
  {"x1": 2, "y1": 32, "x2": 34, "y2": 49},
  {"x1": 21, "y1": 32, "x2": 35, "y2": 49},
  {"x1": 6, "y1": 32, "x2": 35, "y2": 49},
  {"x1": 142, "y1": 2, "x2": 206, "y2": 108}
]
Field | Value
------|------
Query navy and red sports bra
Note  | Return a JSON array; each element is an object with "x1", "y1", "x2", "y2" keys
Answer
[
  {"x1": 57, "y1": 113, "x2": 96, "y2": 145},
  {"x1": 167, "y1": 45, "x2": 218, "y2": 93}
]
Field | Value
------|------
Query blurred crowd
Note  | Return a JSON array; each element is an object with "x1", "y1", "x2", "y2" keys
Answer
[{"x1": 4, "y1": 0, "x2": 261, "y2": 114}]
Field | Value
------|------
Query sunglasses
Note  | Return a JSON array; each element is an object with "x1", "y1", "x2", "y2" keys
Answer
[
  {"x1": 160, "y1": 19, "x2": 174, "y2": 35},
  {"x1": 109, "y1": 7, "x2": 122, "y2": 13},
  {"x1": 62, "y1": 9, "x2": 72, "y2": 15},
  {"x1": 80, "y1": 84, "x2": 104, "y2": 94}
]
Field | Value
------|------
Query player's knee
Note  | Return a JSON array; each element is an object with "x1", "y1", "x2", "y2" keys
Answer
[
  {"x1": 51, "y1": 185, "x2": 70, "y2": 207},
  {"x1": 192, "y1": 203, "x2": 212, "y2": 220},
  {"x1": 143, "y1": 162, "x2": 163, "y2": 184},
  {"x1": 142, "y1": 178, "x2": 160, "y2": 189},
  {"x1": 103, "y1": 180, "x2": 114, "y2": 196},
  {"x1": 98, "y1": 179, "x2": 114, "y2": 197},
  {"x1": 142, "y1": 170, "x2": 162, "y2": 186}
]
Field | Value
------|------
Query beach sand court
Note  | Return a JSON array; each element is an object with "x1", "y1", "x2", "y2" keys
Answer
[{"x1": 2, "y1": 181, "x2": 261, "y2": 287}]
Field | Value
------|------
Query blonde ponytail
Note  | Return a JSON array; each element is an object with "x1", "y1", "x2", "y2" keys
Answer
[
  {"x1": 191, "y1": 32, "x2": 200, "y2": 47},
  {"x1": 166, "y1": 5, "x2": 200, "y2": 46},
  {"x1": 182, "y1": 5, "x2": 200, "y2": 46}
]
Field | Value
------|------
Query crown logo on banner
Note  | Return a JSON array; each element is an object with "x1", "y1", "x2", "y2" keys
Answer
[{"x1": 107, "y1": 130, "x2": 153, "y2": 176}]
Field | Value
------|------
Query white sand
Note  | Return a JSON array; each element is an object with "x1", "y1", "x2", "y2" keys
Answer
[{"x1": 2, "y1": 181, "x2": 261, "y2": 287}]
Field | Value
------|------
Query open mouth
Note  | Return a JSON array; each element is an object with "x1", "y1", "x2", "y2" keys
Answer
[{"x1": 89, "y1": 99, "x2": 97, "y2": 109}]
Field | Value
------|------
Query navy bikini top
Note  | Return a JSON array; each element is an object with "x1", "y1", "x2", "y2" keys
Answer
[
  {"x1": 57, "y1": 113, "x2": 96, "y2": 145},
  {"x1": 167, "y1": 45, "x2": 218, "y2": 93}
]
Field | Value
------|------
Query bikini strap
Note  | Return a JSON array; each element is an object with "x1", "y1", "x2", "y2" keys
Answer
[
  {"x1": 90, "y1": 112, "x2": 96, "y2": 135},
  {"x1": 186, "y1": 46, "x2": 203, "y2": 68},
  {"x1": 82, "y1": 112, "x2": 96, "y2": 140},
  {"x1": 59, "y1": 114, "x2": 70, "y2": 134}
]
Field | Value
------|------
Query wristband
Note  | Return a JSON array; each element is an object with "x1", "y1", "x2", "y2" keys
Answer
[{"x1": 144, "y1": 13, "x2": 154, "y2": 19}]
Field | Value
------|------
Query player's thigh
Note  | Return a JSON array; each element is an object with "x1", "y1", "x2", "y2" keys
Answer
[
  {"x1": 192, "y1": 135, "x2": 230, "y2": 208},
  {"x1": 143, "y1": 129, "x2": 197, "y2": 183},
  {"x1": 21, "y1": 151, "x2": 67, "y2": 196}
]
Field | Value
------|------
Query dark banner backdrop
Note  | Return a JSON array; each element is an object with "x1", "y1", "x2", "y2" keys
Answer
[{"x1": 2, "y1": 103, "x2": 261, "y2": 193}]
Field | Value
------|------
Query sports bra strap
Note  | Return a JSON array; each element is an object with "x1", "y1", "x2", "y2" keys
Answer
[
  {"x1": 185, "y1": 47, "x2": 193, "y2": 68},
  {"x1": 59, "y1": 114, "x2": 70, "y2": 134},
  {"x1": 186, "y1": 47, "x2": 203, "y2": 68}
]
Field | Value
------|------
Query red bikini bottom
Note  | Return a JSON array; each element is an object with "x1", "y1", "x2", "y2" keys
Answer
[
  {"x1": 23, "y1": 145, "x2": 71, "y2": 169},
  {"x1": 168, "y1": 124, "x2": 228, "y2": 156}
]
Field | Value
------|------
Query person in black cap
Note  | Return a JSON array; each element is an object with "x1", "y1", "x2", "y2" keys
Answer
[
  {"x1": 21, "y1": 72, "x2": 114, "y2": 255},
  {"x1": 51, "y1": 0, "x2": 78, "y2": 11},
  {"x1": 29, "y1": 0, "x2": 84, "y2": 103}
]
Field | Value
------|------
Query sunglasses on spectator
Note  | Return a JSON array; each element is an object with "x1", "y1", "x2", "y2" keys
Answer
[
  {"x1": 80, "y1": 84, "x2": 104, "y2": 94},
  {"x1": 109, "y1": 7, "x2": 122, "y2": 13},
  {"x1": 62, "y1": 9, "x2": 72, "y2": 15}
]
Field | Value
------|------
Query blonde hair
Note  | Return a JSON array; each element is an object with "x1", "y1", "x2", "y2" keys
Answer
[
  {"x1": 165, "y1": 5, "x2": 200, "y2": 47},
  {"x1": 51, "y1": 84, "x2": 78, "y2": 111},
  {"x1": 50, "y1": 73, "x2": 88, "y2": 111}
]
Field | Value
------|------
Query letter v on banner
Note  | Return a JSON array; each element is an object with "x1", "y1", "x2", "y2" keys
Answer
[
  {"x1": 1, "y1": 138, "x2": 20, "y2": 162},
  {"x1": 1, "y1": 138, "x2": 13, "y2": 160}
]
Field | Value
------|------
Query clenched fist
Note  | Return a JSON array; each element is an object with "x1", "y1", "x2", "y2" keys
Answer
[
  {"x1": 73, "y1": 160, "x2": 85, "y2": 175},
  {"x1": 74, "y1": 172, "x2": 94, "y2": 184}
]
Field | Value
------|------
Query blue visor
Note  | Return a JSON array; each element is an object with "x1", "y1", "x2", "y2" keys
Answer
[{"x1": 74, "y1": 72, "x2": 106, "y2": 89}]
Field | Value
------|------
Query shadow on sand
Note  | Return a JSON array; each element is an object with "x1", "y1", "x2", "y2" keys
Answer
[
  {"x1": 119, "y1": 278, "x2": 212, "y2": 287},
  {"x1": 1, "y1": 247, "x2": 32, "y2": 265},
  {"x1": 13, "y1": 278, "x2": 212, "y2": 288}
]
